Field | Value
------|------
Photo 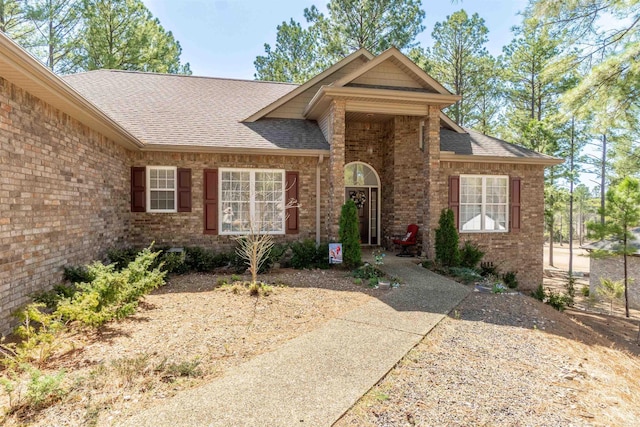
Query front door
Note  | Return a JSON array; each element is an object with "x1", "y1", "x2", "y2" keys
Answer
[{"x1": 345, "y1": 187, "x2": 378, "y2": 245}]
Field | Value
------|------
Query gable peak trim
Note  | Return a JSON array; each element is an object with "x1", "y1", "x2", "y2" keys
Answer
[
  {"x1": 332, "y1": 47, "x2": 452, "y2": 95},
  {"x1": 244, "y1": 48, "x2": 374, "y2": 122}
]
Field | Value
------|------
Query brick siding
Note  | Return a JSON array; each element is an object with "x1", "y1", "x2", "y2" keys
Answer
[
  {"x1": 0, "y1": 78, "x2": 131, "y2": 333},
  {"x1": 129, "y1": 152, "x2": 326, "y2": 250}
]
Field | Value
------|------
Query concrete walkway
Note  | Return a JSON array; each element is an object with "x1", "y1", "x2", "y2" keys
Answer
[{"x1": 122, "y1": 256, "x2": 470, "y2": 427}]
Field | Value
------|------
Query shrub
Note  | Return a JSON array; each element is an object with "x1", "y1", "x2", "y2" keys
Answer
[
  {"x1": 56, "y1": 246, "x2": 166, "y2": 327},
  {"x1": 9, "y1": 302, "x2": 65, "y2": 366},
  {"x1": 25, "y1": 368, "x2": 66, "y2": 409},
  {"x1": 106, "y1": 247, "x2": 139, "y2": 271},
  {"x1": 435, "y1": 209, "x2": 460, "y2": 267},
  {"x1": 459, "y1": 241, "x2": 484, "y2": 268},
  {"x1": 290, "y1": 240, "x2": 328, "y2": 269},
  {"x1": 480, "y1": 262, "x2": 498, "y2": 277},
  {"x1": 160, "y1": 250, "x2": 188, "y2": 274},
  {"x1": 421, "y1": 259, "x2": 434, "y2": 269},
  {"x1": 580, "y1": 286, "x2": 590, "y2": 297},
  {"x1": 546, "y1": 290, "x2": 570, "y2": 311},
  {"x1": 339, "y1": 200, "x2": 362, "y2": 268},
  {"x1": 63, "y1": 265, "x2": 95, "y2": 283},
  {"x1": 502, "y1": 271, "x2": 519, "y2": 289},
  {"x1": 597, "y1": 278, "x2": 624, "y2": 314},
  {"x1": 531, "y1": 284, "x2": 545, "y2": 301},
  {"x1": 449, "y1": 267, "x2": 482, "y2": 284},
  {"x1": 31, "y1": 283, "x2": 77, "y2": 310},
  {"x1": 184, "y1": 246, "x2": 215, "y2": 272},
  {"x1": 353, "y1": 264, "x2": 384, "y2": 280}
]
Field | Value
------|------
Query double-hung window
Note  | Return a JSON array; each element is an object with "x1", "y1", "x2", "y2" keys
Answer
[
  {"x1": 219, "y1": 169, "x2": 285, "y2": 234},
  {"x1": 147, "y1": 166, "x2": 177, "y2": 212},
  {"x1": 460, "y1": 175, "x2": 508, "y2": 232}
]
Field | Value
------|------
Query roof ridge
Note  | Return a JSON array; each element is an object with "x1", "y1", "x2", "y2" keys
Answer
[{"x1": 63, "y1": 69, "x2": 300, "y2": 86}]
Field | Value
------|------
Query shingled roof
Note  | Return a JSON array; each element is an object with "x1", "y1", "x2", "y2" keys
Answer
[
  {"x1": 63, "y1": 70, "x2": 329, "y2": 151},
  {"x1": 440, "y1": 128, "x2": 559, "y2": 162}
]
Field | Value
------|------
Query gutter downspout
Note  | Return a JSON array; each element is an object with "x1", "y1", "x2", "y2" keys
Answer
[{"x1": 316, "y1": 154, "x2": 324, "y2": 245}]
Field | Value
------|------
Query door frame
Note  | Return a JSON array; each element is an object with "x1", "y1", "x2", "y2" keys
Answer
[{"x1": 344, "y1": 162, "x2": 381, "y2": 246}]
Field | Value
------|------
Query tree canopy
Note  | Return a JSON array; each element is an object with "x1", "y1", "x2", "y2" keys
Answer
[
  {"x1": 254, "y1": 0, "x2": 425, "y2": 83},
  {"x1": 0, "y1": 0, "x2": 190, "y2": 74}
]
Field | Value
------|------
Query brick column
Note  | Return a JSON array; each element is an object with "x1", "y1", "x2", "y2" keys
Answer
[
  {"x1": 423, "y1": 105, "x2": 442, "y2": 258},
  {"x1": 328, "y1": 99, "x2": 346, "y2": 241}
]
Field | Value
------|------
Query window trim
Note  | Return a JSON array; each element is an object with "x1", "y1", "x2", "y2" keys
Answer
[
  {"x1": 146, "y1": 166, "x2": 178, "y2": 213},
  {"x1": 459, "y1": 174, "x2": 509, "y2": 233},
  {"x1": 218, "y1": 168, "x2": 286, "y2": 236}
]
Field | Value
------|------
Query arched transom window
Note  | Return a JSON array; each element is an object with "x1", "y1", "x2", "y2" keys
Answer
[{"x1": 344, "y1": 162, "x2": 380, "y2": 187}]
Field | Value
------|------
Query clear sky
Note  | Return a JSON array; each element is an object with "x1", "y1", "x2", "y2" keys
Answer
[{"x1": 142, "y1": 0, "x2": 529, "y2": 80}]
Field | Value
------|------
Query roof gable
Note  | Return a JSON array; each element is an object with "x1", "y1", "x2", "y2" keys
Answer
[
  {"x1": 244, "y1": 48, "x2": 374, "y2": 122},
  {"x1": 333, "y1": 47, "x2": 452, "y2": 95}
]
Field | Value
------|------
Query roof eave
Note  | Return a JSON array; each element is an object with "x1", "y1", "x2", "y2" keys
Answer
[
  {"x1": 140, "y1": 144, "x2": 330, "y2": 157},
  {"x1": 0, "y1": 34, "x2": 144, "y2": 151},
  {"x1": 304, "y1": 86, "x2": 461, "y2": 119},
  {"x1": 440, "y1": 152, "x2": 564, "y2": 166}
]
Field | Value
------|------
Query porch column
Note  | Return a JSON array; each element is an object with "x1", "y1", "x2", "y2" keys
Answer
[
  {"x1": 328, "y1": 99, "x2": 346, "y2": 241},
  {"x1": 423, "y1": 105, "x2": 442, "y2": 257}
]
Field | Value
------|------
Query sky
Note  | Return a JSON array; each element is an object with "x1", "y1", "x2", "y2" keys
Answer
[{"x1": 142, "y1": 0, "x2": 529, "y2": 80}]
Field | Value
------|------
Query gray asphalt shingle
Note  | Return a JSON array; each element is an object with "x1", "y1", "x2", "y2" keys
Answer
[
  {"x1": 63, "y1": 70, "x2": 329, "y2": 150},
  {"x1": 440, "y1": 128, "x2": 557, "y2": 160}
]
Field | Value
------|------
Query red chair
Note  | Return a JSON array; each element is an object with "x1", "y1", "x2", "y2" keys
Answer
[{"x1": 393, "y1": 224, "x2": 419, "y2": 257}]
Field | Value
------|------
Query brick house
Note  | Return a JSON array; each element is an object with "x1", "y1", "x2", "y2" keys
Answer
[
  {"x1": 1, "y1": 34, "x2": 560, "y2": 332},
  {"x1": 584, "y1": 228, "x2": 640, "y2": 309}
]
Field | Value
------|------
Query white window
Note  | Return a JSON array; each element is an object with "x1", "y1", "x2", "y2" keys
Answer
[
  {"x1": 220, "y1": 169, "x2": 285, "y2": 235},
  {"x1": 460, "y1": 175, "x2": 508, "y2": 232},
  {"x1": 147, "y1": 166, "x2": 177, "y2": 212}
]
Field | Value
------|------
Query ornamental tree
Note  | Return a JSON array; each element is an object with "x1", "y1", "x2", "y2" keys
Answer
[
  {"x1": 435, "y1": 208, "x2": 460, "y2": 267},
  {"x1": 339, "y1": 199, "x2": 362, "y2": 269}
]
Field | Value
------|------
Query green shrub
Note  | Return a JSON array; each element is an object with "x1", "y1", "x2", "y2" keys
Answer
[
  {"x1": 532, "y1": 284, "x2": 545, "y2": 301},
  {"x1": 459, "y1": 241, "x2": 484, "y2": 268},
  {"x1": 255, "y1": 242, "x2": 288, "y2": 274},
  {"x1": 580, "y1": 285, "x2": 590, "y2": 297},
  {"x1": 353, "y1": 264, "x2": 384, "y2": 280},
  {"x1": 63, "y1": 265, "x2": 95, "y2": 283},
  {"x1": 339, "y1": 200, "x2": 362, "y2": 268},
  {"x1": 10, "y1": 302, "x2": 65, "y2": 366},
  {"x1": 56, "y1": 246, "x2": 166, "y2": 327},
  {"x1": 211, "y1": 252, "x2": 232, "y2": 269},
  {"x1": 435, "y1": 209, "x2": 460, "y2": 267},
  {"x1": 480, "y1": 262, "x2": 498, "y2": 277},
  {"x1": 184, "y1": 247, "x2": 215, "y2": 272},
  {"x1": 502, "y1": 271, "x2": 519, "y2": 289},
  {"x1": 25, "y1": 368, "x2": 66, "y2": 409},
  {"x1": 449, "y1": 267, "x2": 482, "y2": 284},
  {"x1": 32, "y1": 283, "x2": 77, "y2": 310},
  {"x1": 160, "y1": 251, "x2": 188, "y2": 274},
  {"x1": 421, "y1": 259, "x2": 434, "y2": 269},
  {"x1": 156, "y1": 358, "x2": 203, "y2": 381},
  {"x1": 106, "y1": 247, "x2": 139, "y2": 271},
  {"x1": 290, "y1": 240, "x2": 328, "y2": 269},
  {"x1": 546, "y1": 290, "x2": 570, "y2": 311}
]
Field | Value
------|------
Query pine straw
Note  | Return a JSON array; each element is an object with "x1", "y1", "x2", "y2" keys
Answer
[
  {"x1": 1, "y1": 268, "x2": 387, "y2": 426},
  {"x1": 336, "y1": 293, "x2": 640, "y2": 427}
]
